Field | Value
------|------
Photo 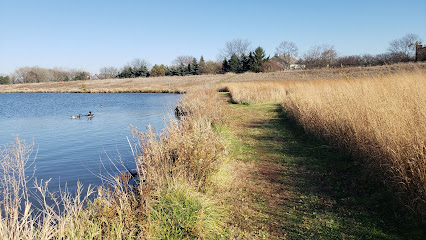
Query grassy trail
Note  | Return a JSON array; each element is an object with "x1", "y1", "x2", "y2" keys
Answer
[{"x1": 225, "y1": 100, "x2": 425, "y2": 239}]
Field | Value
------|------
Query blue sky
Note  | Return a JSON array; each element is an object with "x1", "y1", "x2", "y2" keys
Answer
[{"x1": 1, "y1": 0, "x2": 425, "y2": 75}]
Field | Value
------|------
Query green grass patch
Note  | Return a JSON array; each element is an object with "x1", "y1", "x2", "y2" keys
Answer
[{"x1": 150, "y1": 184, "x2": 226, "y2": 239}]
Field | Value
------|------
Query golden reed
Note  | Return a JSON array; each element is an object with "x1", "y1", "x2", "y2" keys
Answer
[{"x1": 225, "y1": 71, "x2": 426, "y2": 215}]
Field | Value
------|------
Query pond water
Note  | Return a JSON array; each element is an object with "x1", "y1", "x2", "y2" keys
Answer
[{"x1": 0, "y1": 93, "x2": 181, "y2": 193}]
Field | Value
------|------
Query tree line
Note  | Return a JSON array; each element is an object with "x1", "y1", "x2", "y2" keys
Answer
[
  {"x1": 2, "y1": 66, "x2": 90, "y2": 84},
  {"x1": 1, "y1": 33, "x2": 423, "y2": 84},
  {"x1": 221, "y1": 47, "x2": 269, "y2": 73}
]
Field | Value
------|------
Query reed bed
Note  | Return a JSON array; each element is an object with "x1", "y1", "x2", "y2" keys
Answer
[
  {"x1": 223, "y1": 71, "x2": 426, "y2": 215},
  {"x1": 0, "y1": 88, "x2": 228, "y2": 239},
  {"x1": 222, "y1": 81, "x2": 293, "y2": 104},
  {"x1": 281, "y1": 71, "x2": 426, "y2": 215}
]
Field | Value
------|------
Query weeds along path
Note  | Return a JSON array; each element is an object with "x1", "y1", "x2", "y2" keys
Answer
[{"x1": 225, "y1": 99, "x2": 425, "y2": 239}]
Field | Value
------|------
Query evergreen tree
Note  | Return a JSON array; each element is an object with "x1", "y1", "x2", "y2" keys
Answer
[
  {"x1": 198, "y1": 56, "x2": 206, "y2": 74},
  {"x1": 187, "y1": 63, "x2": 191, "y2": 75},
  {"x1": 0, "y1": 76, "x2": 10, "y2": 85},
  {"x1": 118, "y1": 67, "x2": 133, "y2": 78},
  {"x1": 222, "y1": 58, "x2": 230, "y2": 73},
  {"x1": 165, "y1": 66, "x2": 179, "y2": 76},
  {"x1": 190, "y1": 57, "x2": 199, "y2": 75},
  {"x1": 118, "y1": 64, "x2": 150, "y2": 78},
  {"x1": 134, "y1": 65, "x2": 149, "y2": 77},
  {"x1": 250, "y1": 47, "x2": 268, "y2": 73},
  {"x1": 240, "y1": 53, "x2": 250, "y2": 73},
  {"x1": 228, "y1": 53, "x2": 240, "y2": 73},
  {"x1": 178, "y1": 63, "x2": 188, "y2": 76},
  {"x1": 248, "y1": 52, "x2": 255, "y2": 72}
]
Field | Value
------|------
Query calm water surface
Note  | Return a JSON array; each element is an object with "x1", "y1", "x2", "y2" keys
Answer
[{"x1": 0, "y1": 93, "x2": 181, "y2": 193}]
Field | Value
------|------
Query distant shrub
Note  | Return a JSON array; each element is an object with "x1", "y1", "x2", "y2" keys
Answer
[
  {"x1": 150, "y1": 64, "x2": 166, "y2": 77},
  {"x1": 204, "y1": 61, "x2": 222, "y2": 74},
  {"x1": 0, "y1": 76, "x2": 10, "y2": 84},
  {"x1": 73, "y1": 72, "x2": 89, "y2": 80}
]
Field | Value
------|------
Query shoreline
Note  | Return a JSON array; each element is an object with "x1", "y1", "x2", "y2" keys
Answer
[{"x1": 0, "y1": 89, "x2": 186, "y2": 94}]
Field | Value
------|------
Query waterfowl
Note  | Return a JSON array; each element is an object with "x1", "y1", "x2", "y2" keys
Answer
[
  {"x1": 100, "y1": 104, "x2": 104, "y2": 108},
  {"x1": 87, "y1": 111, "x2": 94, "y2": 118},
  {"x1": 71, "y1": 114, "x2": 81, "y2": 119}
]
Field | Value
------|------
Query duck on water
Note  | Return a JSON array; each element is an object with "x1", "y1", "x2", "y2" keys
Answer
[{"x1": 71, "y1": 112, "x2": 93, "y2": 119}]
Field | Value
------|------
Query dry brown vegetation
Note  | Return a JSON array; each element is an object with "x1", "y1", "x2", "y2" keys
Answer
[
  {"x1": 224, "y1": 70, "x2": 426, "y2": 215},
  {"x1": 0, "y1": 74, "x2": 225, "y2": 93},
  {"x1": 222, "y1": 81, "x2": 292, "y2": 104},
  {"x1": 282, "y1": 71, "x2": 426, "y2": 214}
]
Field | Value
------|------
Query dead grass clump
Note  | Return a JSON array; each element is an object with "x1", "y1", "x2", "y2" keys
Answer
[
  {"x1": 132, "y1": 118, "x2": 225, "y2": 192},
  {"x1": 176, "y1": 87, "x2": 229, "y2": 125},
  {"x1": 132, "y1": 88, "x2": 228, "y2": 192},
  {"x1": 282, "y1": 71, "x2": 426, "y2": 215},
  {"x1": 0, "y1": 138, "x2": 38, "y2": 239}
]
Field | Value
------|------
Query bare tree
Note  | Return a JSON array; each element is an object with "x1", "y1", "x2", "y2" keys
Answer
[
  {"x1": 275, "y1": 41, "x2": 299, "y2": 59},
  {"x1": 129, "y1": 58, "x2": 151, "y2": 70},
  {"x1": 320, "y1": 44, "x2": 338, "y2": 66},
  {"x1": 172, "y1": 55, "x2": 195, "y2": 66},
  {"x1": 301, "y1": 44, "x2": 337, "y2": 68},
  {"x1": 219, "y1": 38, "x2": 251, "y2": 60},
  {"x1": 204, "y1": 61, "x2": 222, "y2": 75},
  {"x1": 99, "y1": 66, "x2": 119, "y2": 79},
  {"x1": 388, "y1": 33, "x2": 422, "y2": 61},
  {"x1": 11, "y1": 66, "x2": 53, "y2": 83},
  {"x1": 302, "y1": 45, "x2": 322, "y2": 68},
  {"x1": 51, "y1": 67, "x2": 74, "y2": 81}
]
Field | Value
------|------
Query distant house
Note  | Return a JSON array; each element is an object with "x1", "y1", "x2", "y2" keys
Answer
[
  {"x1": 290, "y1": 64, "x2": 306, "y2": 70},
  {"x1": 415, "y1": 44, "x2": 426, "y2": 61},
  {"x1": 91, "y1": 74, "x2": 100, "y2": 80},
  {"x1": 270, "y1": 54, "x2": 305, "y2": 70}
]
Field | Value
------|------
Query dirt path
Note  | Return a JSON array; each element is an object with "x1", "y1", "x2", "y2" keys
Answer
[{"x1": 225, "y1": 101, "x2": 425, "y2": 239}]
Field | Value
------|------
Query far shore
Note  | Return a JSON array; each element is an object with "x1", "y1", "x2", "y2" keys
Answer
[{"x1": 1, "y1": 62, "x2": 425, "y2": 93}]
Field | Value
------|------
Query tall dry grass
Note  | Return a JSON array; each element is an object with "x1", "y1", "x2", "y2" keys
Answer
[
  {"x1": 222, "y1": 81, "x2": 293, "y2": 104},
  {"x1": 282, "y1": 71, "x2": 426, "y2": 215},
  {"x1": 0, "y1": 137, "x2": 147, "y2": 239},
  {"x1": 223, "y1": 70, "x2": 426, "y2": 215}
]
